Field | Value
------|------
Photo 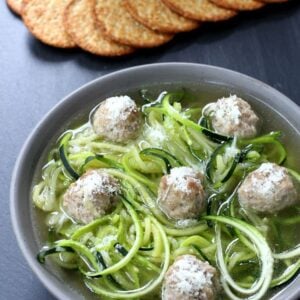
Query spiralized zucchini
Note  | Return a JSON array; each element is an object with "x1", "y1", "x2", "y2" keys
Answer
[{"x1": 33, "y1": 90, "x2": 300, "y2": 300}]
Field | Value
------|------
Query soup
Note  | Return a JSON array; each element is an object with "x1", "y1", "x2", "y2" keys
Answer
[{"x1": 31, "y1": 85, "x2": 300, "y2": 300}]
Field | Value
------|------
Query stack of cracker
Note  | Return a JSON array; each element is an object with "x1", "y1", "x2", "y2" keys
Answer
[{"x1": 7, "y1": 0, "x2": 289, "y2": 57}]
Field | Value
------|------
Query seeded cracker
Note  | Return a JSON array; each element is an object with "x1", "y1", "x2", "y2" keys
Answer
[
  {"x1": 22, "y1": 0, "x2": 76, "y2": 48},
  {"x1": 161, "y1": 0, "x2": 237, "y2": 22},
  {"x1": 64, "y1": 0, "x2": 134, "y2": 56},
  {"x1": 210, "y1": 0, "x2": 264, "y2": 11},
  {"x1": 94, "y1": 0, "x2": 174, "y2": 48},
  {"x1": 124, "y1": 0, "x2": 200, "y2": 34},
  {"x1": 6, "y1": 0, "x2": 23, "y2": 15},
  {"x1": 259, "y1": 0, "x2": 288, "y2": 3}
]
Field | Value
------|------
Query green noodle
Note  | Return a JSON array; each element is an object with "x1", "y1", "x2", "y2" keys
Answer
[{"x1": 33, "y1": 90, "x2": 300, "y2": 300}]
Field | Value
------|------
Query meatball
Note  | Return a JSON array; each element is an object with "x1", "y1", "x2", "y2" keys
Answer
[
  {"x1": 162, "y1": 255, "x2": 220, "y2": 300},
  {"x1": 157, "y1": 167, "x2": 206, "y2": 220},
  {"x1": 91, "y1": 95, "x2": 141, "y2": 143},
  {"x1": 63, "y1": 169, "x2": 120, "y2": 224},
  {"x1": 238, "y1": 163, "x2": 298, "y2": 214},
  {"x1": 207, "y1": 95, "x2": 259, "y2": 138}
]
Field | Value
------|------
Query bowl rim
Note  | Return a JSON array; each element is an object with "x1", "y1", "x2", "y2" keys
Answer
[{"x1": 10, "y1": 62, "x2": 300, "y2": 300}]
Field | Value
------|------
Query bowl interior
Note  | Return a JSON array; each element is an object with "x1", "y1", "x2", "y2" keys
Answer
[{"x1": 11, "y1": 63, "x2": 300, "y2": 300}]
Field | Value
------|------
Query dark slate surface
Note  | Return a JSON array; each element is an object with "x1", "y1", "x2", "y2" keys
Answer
[{"x1": 0, "y1": 0, "x2": 299, "y2": 299}]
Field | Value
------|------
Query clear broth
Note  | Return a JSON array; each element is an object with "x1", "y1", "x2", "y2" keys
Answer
[{"x1": 31, "y1": 82, "x2": 300, "y2": 300}]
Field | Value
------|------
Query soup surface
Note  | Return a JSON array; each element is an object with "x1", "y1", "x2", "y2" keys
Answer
[{"x1": 31, "y1": 84, "x2": 300, "y2": 300}]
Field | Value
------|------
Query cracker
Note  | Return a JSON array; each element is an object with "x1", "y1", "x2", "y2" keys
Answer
[
  {"x1": 124, "y1": 0, "x2": 199, "y2": 33},
  {"x1": 94, "y1": 0, "x2": 173, "y2": 48},
  {"x1": 6, "y1": 0, "x2": 23, "y2": 15},
  {"x1": 22, "y1": 0, "x2": 76, "y2": 48},
  {"x1": 210, "y1": 0, "x2": 264, "y2": 10},
  {"x1": 161, "y1": 0, "x2": 237, "y2": 22},
  {"x1": 258, "y1": 0, "x2": 288, "y2": 2},
  {"x1": 64, "y1": 0, "x2": 134, "y2": 56}
]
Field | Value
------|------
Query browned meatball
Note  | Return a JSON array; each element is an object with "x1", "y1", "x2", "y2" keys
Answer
[
  {"x1": 91, "y1": 95, "x2": 141, "y2": 143},
  {"x1": 157, "y1": 167, "x2": 206, "y2": 220},
  {"x1": 63, "y1": 169, "x2": 120, "y2": 224},
  {"x1": 238, "y1": 163, "x2": 298, "y2": 214},
  {"x1": 207, "y1": 95, "x2": 259, "y2": 138},
  {"x1": 162, "y1": 255, "x2": 220, "y2": 300}
]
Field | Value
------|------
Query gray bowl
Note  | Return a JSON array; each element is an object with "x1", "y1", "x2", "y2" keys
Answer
[{"x1": 10, "y1": 63, "x2": 300, "y2": 300}]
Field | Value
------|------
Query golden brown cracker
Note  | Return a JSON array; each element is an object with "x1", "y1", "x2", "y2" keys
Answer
[
  {"x1": 210, "y1": 0, "x2": 264, "y2": 10},
  {"x1": 125, "y1": 0, "x2": 199, "y2": 34},
  {"x1": 94, "y1": 0, "x2": 173, "y2": 48},
  {"x1": 64, "y1": 0, "x2": 135, "y2": 56},
  {"x1": 22, "y1": 0, "x2": 76, "y2": 48},
  {"x1": 6, "y1": 0, "x2": 23, "y2": 15},
  {"x1": 258, "y1": 0, "x2": 288, "y2": 2},
  {"x1": 161, "y1": 0, "x2": 237, "y2": 22}
]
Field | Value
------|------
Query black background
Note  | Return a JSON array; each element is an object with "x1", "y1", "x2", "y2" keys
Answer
[{"x1": 0, "y1": 0, "x2": 299, "y2": 299}]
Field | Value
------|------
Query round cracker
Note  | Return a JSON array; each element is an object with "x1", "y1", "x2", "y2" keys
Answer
[
  {"x1": 6, "y1": 0, "x2": 23, "y2": 15},
  {"x1": 210, "y1": 0, "x2": 264, "y2": 10},
  {"x1": 22, "y1": 0, "x2": 76, "y2": 48},
  {"x1": 124, "y1": 0, "x2": 200, "y2": 34},
  {"x1": 64, "y1": 0, "x2": 134, "y2": 56},
  {"x1": 258, "y1": 0, "x2": 288, "y2": 2},
  {"x1": 161, "y1": 0, "x2": 237, "y2": 22},
  {"x1": 94, "y1": 0, "x2": 173, "y2": 48}
]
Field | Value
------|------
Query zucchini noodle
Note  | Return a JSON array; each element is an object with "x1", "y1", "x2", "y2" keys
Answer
[
  {"x1": 273, "y1": 246, "x2": 300, "y2": 260},
  {"x1": 205, "y1": 216, "x2": 273, "y2": 300},
  {"x1": 85, "y1": 200, "x2": 143, "y2": 277},
  {"x1": 33, "y1": 89, "x2": 300, "y2": 300},
  {"x1": 85, "y1": 217, "x2": 170, "y2": 299}
]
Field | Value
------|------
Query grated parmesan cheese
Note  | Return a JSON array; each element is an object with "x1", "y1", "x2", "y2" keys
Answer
[
  {"x1": 208, "y1": 94, "x2": 259, "y2": 139},
  {"x1": 165, "y1": 255, "x2": 214, "y2": 298},
  {"x1": 92, "y1": 95, "x2": 141, "y2": 143},
  {"x1": 104, "y1": 95, "x2": 137, "y2": 123},
  {"x1": 145, "y1": 126, "x2": 166, "y2": 144},
  {"x1": 74, "y1": 170, "x2": 119, "y2": 202},
  {"x1": 237, "y1": 162, "x2": 298, "y2": 214},
  {"x1": 166, "y1": 167, "x2": 202, "y2": 194},
  {"x1": 175, "y1": 219, "x2": 198, "y2": 228},
  {"x1": 223, "y1": 136, "x2": 239, "y2": 161},
  {"x1": 70, "y1": 145, "x2": 81, "y2": 154},
  {"x1": 214, "y1": 95, "x2": 241, "y2": 125},
  {"x1": 250, "y1": 163, "x2": 285, "y2": 197}
]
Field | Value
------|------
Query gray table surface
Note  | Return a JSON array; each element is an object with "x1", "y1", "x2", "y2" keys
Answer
[{"x1": 1, "y1": 0, "x2": 300, "y2": 299}]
